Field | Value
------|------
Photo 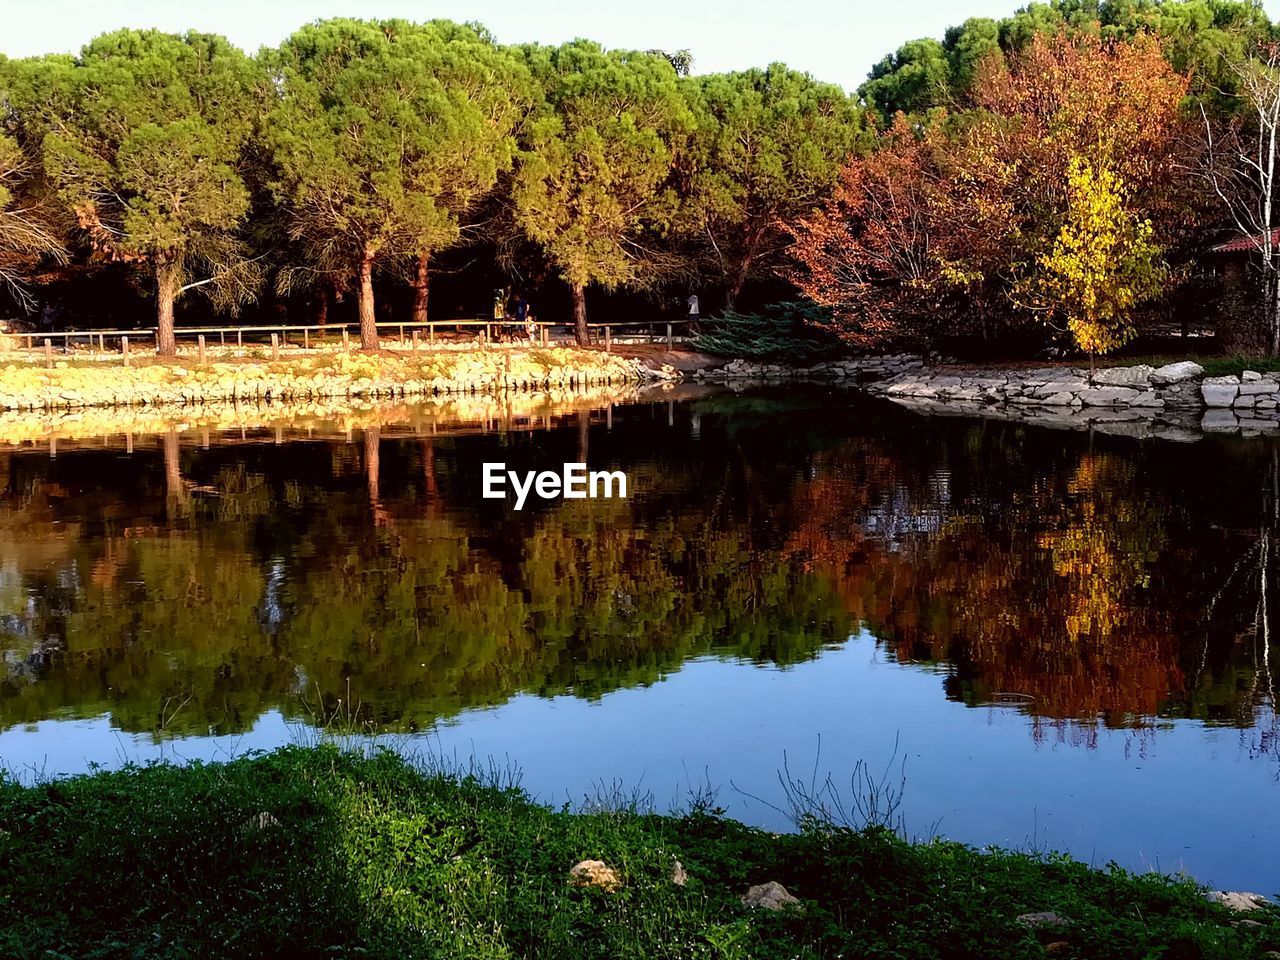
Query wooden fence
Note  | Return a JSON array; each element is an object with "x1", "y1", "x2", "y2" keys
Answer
[{"x1": 2, "y1": 318, "x2": 693, "y2": 365}]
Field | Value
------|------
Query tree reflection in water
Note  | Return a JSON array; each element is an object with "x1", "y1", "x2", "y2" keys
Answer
[{"x1": 0, "y1": 389, "x2": 1276, "y2": 756}]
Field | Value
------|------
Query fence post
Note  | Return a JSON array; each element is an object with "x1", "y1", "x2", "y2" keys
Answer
[
  {"x1": 398, "y1": 324, "x2": 405, "y2": 343},
  {"x1": 342, "y1": 328, "x2": 350, "y2": 351},
  {"x1": 429, "y1": 323, "x2": 435, "y2": 345},
  {"x1": 666, "y1": 323, "x2": 673, "y2": 349},
  {"x1": 480, "y1": 328, "x2": 488, "y2": 350},
  {"x1": 604, "y1": 326, "x2": 611, "y2": 353},
  {"x1": 220, "y1": 330, "x2": 226, "y2": 347},
  {"x1": 44, "y1": 339, "x2": 52, "y2": 369},
  {"x1": 303, "y1": 328, "x2": 310, "y2": 351},
  {"x1": 541, "y1": 324, "x2": 549, "y2": 347},
  {"x1": 197, "y1": 334, "x2": 206, "y2": 366},
  {"x1": 271, "y1": 332, "x2": 280, "y2": 360},
  {"x1": 411, "y1": 330, "x2": 419, "y2": 353},
  {"x1": 121, "y1": 336, "x2": 130, "y2": 367},
  {"x1": 237, "y1": 329, "x2": 243, "y2": 349},
  {"x1": 98, "y1": 332, "x2": 105, "y2": 352}
]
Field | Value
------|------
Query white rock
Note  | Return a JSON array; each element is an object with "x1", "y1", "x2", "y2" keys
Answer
[
  {"x1": 1206, "y1": 891, "x2": 1270, "y2": 912},
  {"x1": 1079, "y1": 386, "x2": 1140, "y2": 406},
  {"x1": 1092, "y1": 364, "x2": 1154, "y2": 386},
  {"x1": 1150, "y1": 361, "x2": 1204, "y2": 385},
  {"x1": 1039, "y1": 392, "x2": 1077, "y2": 406},
  {"x1": 741, "y1": 881, "x2": 801, "y2": 911},
  {"x1": 1032, "y1": 380, "x2": 1089, "y2": 397},
  {"x1": 1016, "y1": 911, "x2": 1070, "y2": 931},
  {"x1": 1243, "y1": 370, "x2": 1263, "y2": 381},
  {"x1": 1238, "y1": 379, "x2": 1279, "y2": 396},
  {"x1": 1202, "y1": 383, "x2": 1239, "y2": 408}
]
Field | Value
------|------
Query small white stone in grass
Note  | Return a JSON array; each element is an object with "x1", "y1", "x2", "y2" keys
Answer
[
  {"x1": 568, "y1": 860, "x2": 621, "y2": 892},
  {"x1": 245, "y1": 811, "x2": 281, "y2": 831},
  {"x1": 1206, "y1": 890, "x2": 1270, "y2": 912},
  {"x1": 670, "y1": 859, "x2": 688, "y2": 885},
  {"x1": 741, "y1": 881, "x2": 801, "y2": 911},
  {"x1": 1017, "y1": 911, "x2": 1070, "y2": 931}
]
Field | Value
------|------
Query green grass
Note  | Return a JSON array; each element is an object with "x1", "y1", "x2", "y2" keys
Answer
[
  {"x1": 1102, "y1": 354, "x2": 1280, "y2": 378},
  {"x1": 0, "y1": 745, "x2": 1274, "y2": 959}
]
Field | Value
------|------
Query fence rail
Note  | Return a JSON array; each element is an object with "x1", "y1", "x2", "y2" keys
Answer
[{"x1": 1, "y1": 318, "x2": 694, "y2": 364}]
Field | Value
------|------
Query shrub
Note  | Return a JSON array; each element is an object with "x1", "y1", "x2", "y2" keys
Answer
[{"x1": 692, "y1": 301, "x2": 846, "y2": 364}]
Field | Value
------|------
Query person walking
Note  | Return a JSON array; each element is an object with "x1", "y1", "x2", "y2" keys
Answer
[
  {"x1": 514, "y1": 293, "x2": 536, "y2": 342},
  {"x1": 686, "y1": 291, "x2": 701, "y2": 333}
]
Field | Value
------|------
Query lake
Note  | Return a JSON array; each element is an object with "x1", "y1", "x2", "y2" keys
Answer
[{"x1": 0, "y1": 385, "x2": 1277, "y2": 892}]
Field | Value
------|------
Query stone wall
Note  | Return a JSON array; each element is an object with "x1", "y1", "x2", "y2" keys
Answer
[
  {"x1": 854, "y1": 358, "x2": 1280, "y2": 438},
  {"x1": 861, "y1": 360, "x2": 1207, "y2": 410}
]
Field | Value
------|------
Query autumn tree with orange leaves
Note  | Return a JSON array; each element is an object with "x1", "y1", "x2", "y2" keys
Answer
[
  {"x1": 787, "y1": 113, "x2": 955, "y2": 347},
  {"x1": 791, "y1": 30, "x2": 1197, "y2": 351}
]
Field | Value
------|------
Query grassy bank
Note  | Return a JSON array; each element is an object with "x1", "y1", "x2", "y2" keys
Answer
[
  {"x1": 0, "y1": 746, "x2": 1274, "y2": 959},
  {"x1": 0, "y1": 346, "x2": 662, "y2": 411}
]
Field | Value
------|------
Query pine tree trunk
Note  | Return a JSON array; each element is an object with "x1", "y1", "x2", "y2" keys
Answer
[
  {"x1": 365, "y1": 426, "x2": 380, "y2": 505},
  {"x1": 358, "y1": 249, "x2": 378, "y2": 350},
  {"x1": 571, "y1": 282, "x2": 589, "y2": 345},
  {"x1": 725, "y1": 229, "x2": 763, "y2": 312},
  {"x1": 412, "y1": 253, "x2": 430, "y2": 325},
  {"x1": 155, "y1": 259, "x2": 180, "y2": 357},
  {"x1": 725, "y1": 260, "x2": 750, "y2": 312},
  {"x1": 315, "y1": 284, "x2": 329, "y2": 327},
  {"x1": 163, "y1": 428, "x2": 186, "y2": 520}
]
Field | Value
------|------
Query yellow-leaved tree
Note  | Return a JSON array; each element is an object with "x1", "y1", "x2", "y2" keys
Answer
[{"x1": 1037, "y1": 156, "x2": 1166, "y2": 368}]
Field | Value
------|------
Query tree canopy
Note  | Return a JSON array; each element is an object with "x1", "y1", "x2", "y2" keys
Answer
[
  {"x1": 859, "y1": 0, "x2": 1276, "y2": 118},
  {"x1": 266, "y1": 19, "x2": 535, "y2": 349},
  {"x1": 683, "y1": 65, "x2": 863, "y2": 309},
  {"x1": 6, "y1": 30, "x2": 263, "y2": 355},
  {"x1": 512, "y1": 40, "x2": 694, "y2": 343}
]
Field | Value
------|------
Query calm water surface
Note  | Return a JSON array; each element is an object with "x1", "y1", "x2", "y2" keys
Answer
[{"x1": 1, "y1": 387, "x2": 1277, "y2": 890}]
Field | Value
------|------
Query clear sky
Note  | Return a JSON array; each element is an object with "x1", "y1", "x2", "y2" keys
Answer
[{"x1": 14, "y1": 0, "x2": 1280, "y2": 93}]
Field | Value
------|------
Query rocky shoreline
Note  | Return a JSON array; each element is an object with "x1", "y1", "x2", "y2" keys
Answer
[
  {"x1": 0, "y1": 346, "x2": 678, "y2": 411},
  {"x1": 698, "y1": 355, "x2": 1280, "y2": 438},
  {"x1": 8, "y1": 341, "x2": 1280, "y2": 441}
]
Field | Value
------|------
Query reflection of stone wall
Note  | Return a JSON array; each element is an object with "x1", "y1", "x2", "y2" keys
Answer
[
  {"x1": 0, "y1": 382, "x2": 683, "y2": 446},
  {"x1": 0, "y1": 347, "x2": 678, "y2": 412}
]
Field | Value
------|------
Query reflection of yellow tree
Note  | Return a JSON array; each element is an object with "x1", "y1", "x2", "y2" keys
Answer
[{"x1": 1037, "y1": 454, "x2": 1164, "y2": 644}]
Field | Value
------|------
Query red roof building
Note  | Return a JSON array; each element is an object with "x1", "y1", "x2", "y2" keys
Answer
[{"x1": 1211, "y1": 229, "x2": 1280, "y2": 253}]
